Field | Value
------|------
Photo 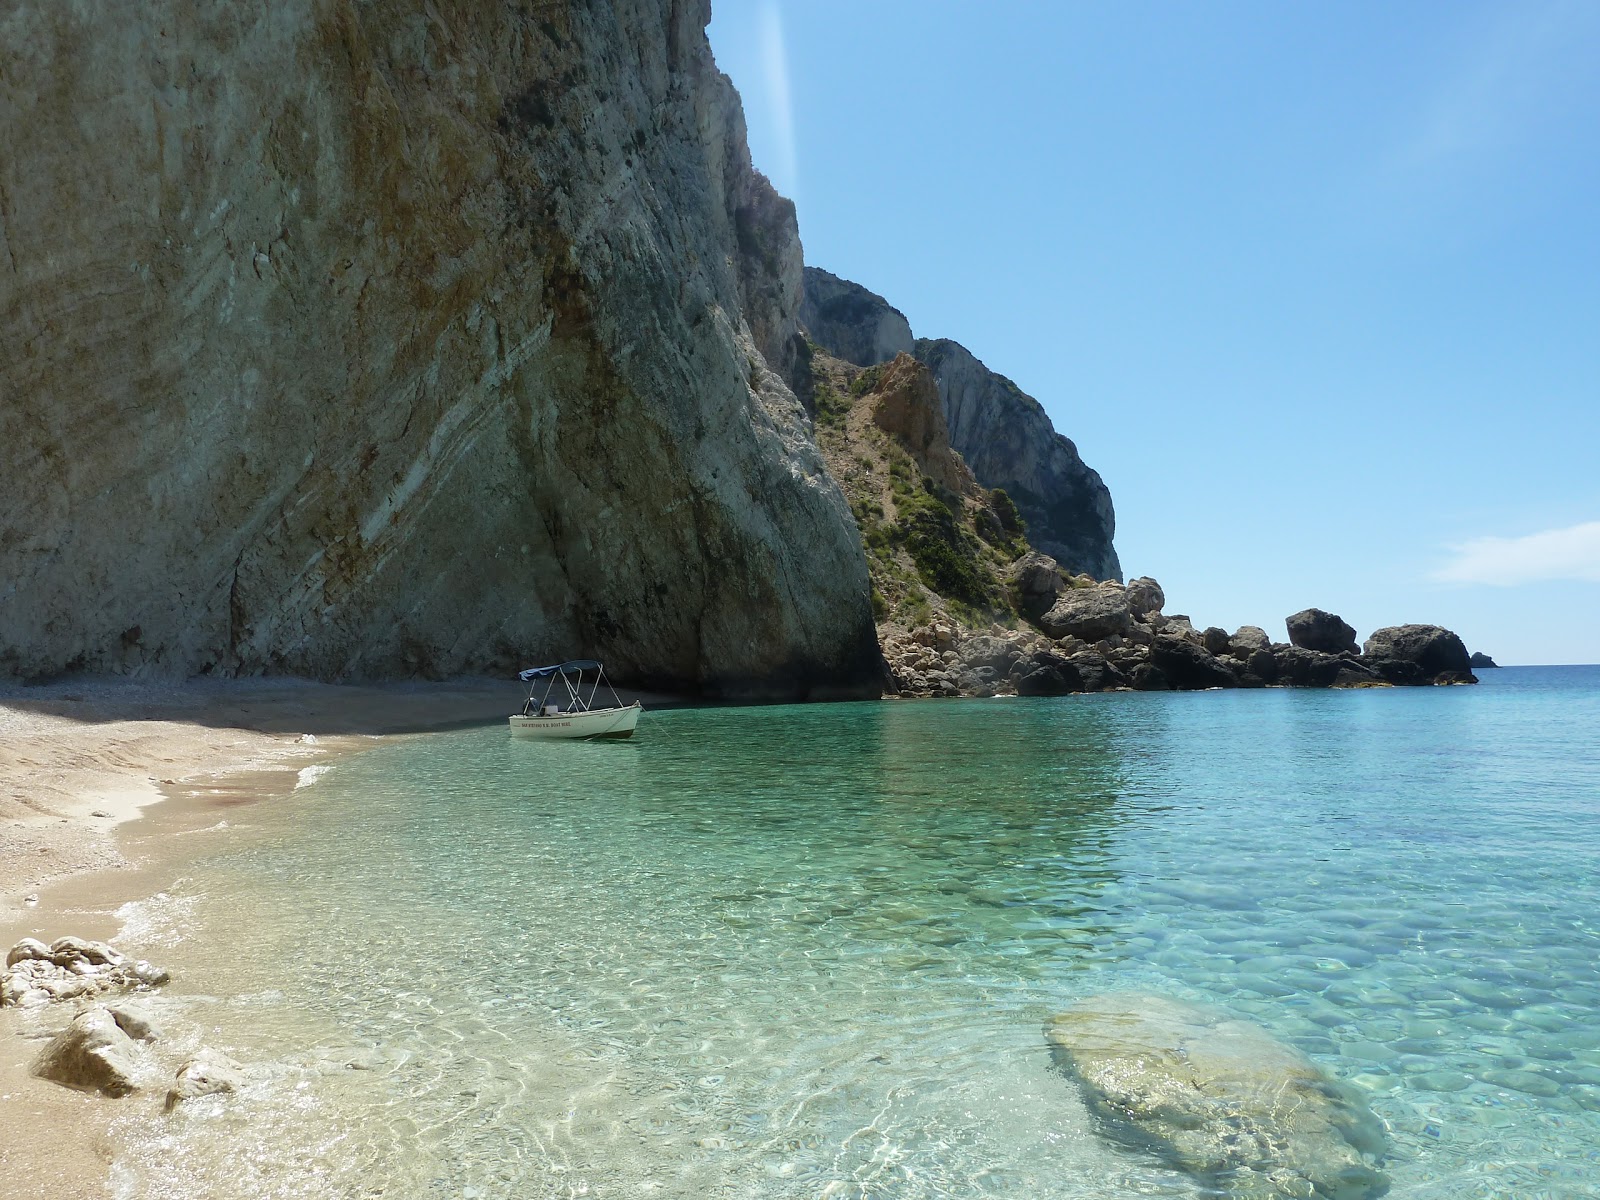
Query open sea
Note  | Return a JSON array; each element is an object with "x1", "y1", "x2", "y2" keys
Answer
[{"x1": 110, "y1": 667, "x2": 1600, "y2": 1199}]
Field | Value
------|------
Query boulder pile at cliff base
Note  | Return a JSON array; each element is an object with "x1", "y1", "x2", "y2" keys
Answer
[{"x1": 882, "y1": 555, "x2": 1477, "y2": 698}]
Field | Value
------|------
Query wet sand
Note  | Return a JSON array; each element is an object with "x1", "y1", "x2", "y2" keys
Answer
[{"x1": 0, "y1": 676, "x2": 668, "y2": 1199}]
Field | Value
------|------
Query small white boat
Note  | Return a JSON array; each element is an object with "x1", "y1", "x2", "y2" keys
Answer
[{"x1": 509, "y1": 660, "x2": 642, "y2": 740}]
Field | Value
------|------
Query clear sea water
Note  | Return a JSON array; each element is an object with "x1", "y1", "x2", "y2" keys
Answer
[{"x1": 112, "y1": 667, "x2": 1600, "y2": 1199}]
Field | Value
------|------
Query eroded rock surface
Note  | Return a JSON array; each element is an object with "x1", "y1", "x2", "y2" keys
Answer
[
  {"x1": 867, "y1": 354, "x2": 969, "y2": 496},
  {"x1": 914, "y1": 337, "x2": 1119, "y2": 580},
  {"x1": 0, "y1": 0, "x2": 878, "y2": 698},
  {"x1": 1038, "y1": 584, "x2": 1132, "y2": 642},
  {"x1": 2, "y1": 937, "x2": 169, "y2": 1007},
  {"x1": 1364, "y1": 625, "x2": 1473, "y2": 683},
  {"x1": 165, "y1": 1051, "x2": 246, "y2": 1112},
  {"x1": 34, "y1": 1008, "x2": 144, "y2": 1097},
  {"x1": 1046, "y1": 994, "x2": 1389, "y2": 1199},
  {"x1": 797, "y1": 267, "x2": 1119, "y2": 580}
]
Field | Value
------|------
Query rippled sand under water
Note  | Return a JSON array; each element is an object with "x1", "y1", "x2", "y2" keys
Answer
[{"x1": 110, "y1": 667, "x2": 1600, "y2": 1198}]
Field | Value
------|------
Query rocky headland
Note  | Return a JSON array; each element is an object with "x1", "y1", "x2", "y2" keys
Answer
[{"x1": 796, "y1": 324, "x2": 1473, "y2": 698}]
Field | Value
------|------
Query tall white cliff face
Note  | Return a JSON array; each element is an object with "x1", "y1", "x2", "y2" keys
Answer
[{"x1": 0, "y1": 0, "x2": 881, "y2": 696}]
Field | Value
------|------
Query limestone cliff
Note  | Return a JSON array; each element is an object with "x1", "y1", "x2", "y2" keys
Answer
[
  {"x1": 798, "y1": 268, "x2": 913, "y2": 370},
  {"x1": 914, "y1": 338, "x2": 1119, "y2": 581},
  {"x1": 0, "y1": 0, "x2": 880, "y2": 697},
  {"x1": 799, "y1": 267, "x2": 1119, "y2": 580}
]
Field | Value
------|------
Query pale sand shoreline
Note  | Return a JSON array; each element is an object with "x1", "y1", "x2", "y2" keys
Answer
[{"x1": 0, "y1": 675, "x2": 675, "y2": 1199}]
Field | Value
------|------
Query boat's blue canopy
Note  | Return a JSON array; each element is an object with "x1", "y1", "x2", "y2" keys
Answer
[{"x1": 518, "y1": 660, "x2": 602, "y2": 682}]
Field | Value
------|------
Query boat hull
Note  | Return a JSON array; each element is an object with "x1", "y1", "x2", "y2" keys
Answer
[{"x1": 508, "y1": 702, "x2": 641, "y2": 740}]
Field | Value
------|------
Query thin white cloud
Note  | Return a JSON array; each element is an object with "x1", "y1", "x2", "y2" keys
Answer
[
  {"x1": 759, "y1": 1, "x2": 799, "y2": 201},
  {"x1": 1434, "y1": 520, "x2": 1600, "y2": 586}
]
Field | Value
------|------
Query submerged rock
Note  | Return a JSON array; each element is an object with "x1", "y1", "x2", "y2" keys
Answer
[
  {"x1": 34, "y1": 1008, "x2": 142, "y2": 1097},
  {"x1": 1046, "y1": 994, "x2": 1389, "y2": 1199},
  {"x1": 165, "y1": 1051, "x2": 246, "y2": 1112}
]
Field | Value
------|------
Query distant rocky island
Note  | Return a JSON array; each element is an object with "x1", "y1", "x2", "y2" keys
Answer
[{"x1": 0, "y1": 0, "x2": 1476, "y2": 700}]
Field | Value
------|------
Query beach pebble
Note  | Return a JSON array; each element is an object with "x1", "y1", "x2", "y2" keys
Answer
[
  {"x1": 1406, "y1": 1070, "x2": 1473, "y2": 1093},
  {"x1": 165, "y1": 1050, "x2": 246, "y2": 1111},
  {"x1": 91, "y1": 809, "x2": 113, "y2": 818}
]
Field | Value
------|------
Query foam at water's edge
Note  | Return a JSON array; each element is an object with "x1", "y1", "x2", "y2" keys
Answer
[{"x1": 294, "y1": 765, "x2": 333, "y2": 791}]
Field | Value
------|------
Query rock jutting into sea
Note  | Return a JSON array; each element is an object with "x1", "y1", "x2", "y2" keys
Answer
[
  {"x1": 1046, "y1": 994, "x2": 1389, "y2": 1200},
  {"x1": 0, "y1": 0, "x2": 880, "y2": 699},
  {"x1": 1469, "y1": 651, "x2": 1499, "y2": 668},
  {"x1": 876, "y1": 566, "x2": 1475, "y2": 697}
]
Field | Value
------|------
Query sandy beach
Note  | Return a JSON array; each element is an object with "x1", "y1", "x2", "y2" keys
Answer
[{"x1": 0, "y1": 675, "x2": 664, "y2": 1199}]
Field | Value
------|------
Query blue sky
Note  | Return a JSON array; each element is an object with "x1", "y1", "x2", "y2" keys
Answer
[{"x1": 708, "y1": 1, "x2": 1600, "y2": 665}]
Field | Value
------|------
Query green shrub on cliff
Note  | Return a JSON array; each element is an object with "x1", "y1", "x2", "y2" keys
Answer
[
  {"x1": 815, "y1": 384, "x2": 851, "y2": 429},
  {"x1": 893, "y1": 483, "x2": 995, "y2": 608},
  {"x1": 990, "y1": 488, "x2": 1024, "y2": 535}
]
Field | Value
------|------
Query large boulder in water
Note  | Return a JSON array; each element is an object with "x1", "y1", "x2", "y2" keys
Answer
[
  {"x1": 1273, "y1": 645, "x2": 1346, "y2": 688},
  {"x1": 1014, "y1": 651, "x2": 1085, "y2": 696},
  {"x1": 1150, "y1": 635, "x2": 1237, "y2": 690},
  {"x1": 1286, "y1": 609, "x2": 1358, "y2": 655},
  {"x1": 1363, "y1": 625, "x2": 1473, "y2": 682},
  {"x1": 1046, "y1": 994, "x2": 1389, "y2": 1199}
]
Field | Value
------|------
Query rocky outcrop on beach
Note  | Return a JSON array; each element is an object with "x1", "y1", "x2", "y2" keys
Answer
[
  {"x1": 1046, "y1": 994, "x2": 1389, "y2": 1200},
  {"x1": 33, "y1": 1007, "x2": 146, "y2": 1097},
  {"x1": 0, "y1": 0, "x2": 878, "y2": 699},
  {"x1": 1287, "y1": 609, "x2": 1360, "y2": 656},
  {"x1": 876, "y1": 567, "x2": 1476, "y2": 697},
  {"x1": 2, "y1": 936, "x2": 170, "y2": 1008},
  {"x1": 1362, "y1": 625, "x2": 1475, "y2": 685},
  {"x1": 799, "y1": 268, "x2": 1119, "y2": 580}
]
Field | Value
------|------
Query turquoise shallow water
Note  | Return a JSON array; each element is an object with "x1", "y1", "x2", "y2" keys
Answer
[{"x1": 113, "y1": 667, "x2": 1600, "y2": 1198}]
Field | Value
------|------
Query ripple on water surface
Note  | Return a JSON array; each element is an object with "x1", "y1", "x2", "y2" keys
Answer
[{"x1": 112, "y1": 667, "x2": 1600, "y2": 1198}]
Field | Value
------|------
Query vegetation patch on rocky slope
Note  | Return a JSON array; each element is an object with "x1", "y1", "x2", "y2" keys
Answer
[{"x1": 805, "y1": 346, "x2": 1039, "y2": 634}]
